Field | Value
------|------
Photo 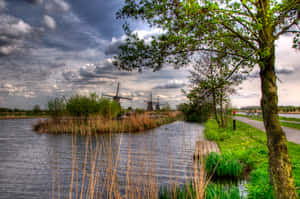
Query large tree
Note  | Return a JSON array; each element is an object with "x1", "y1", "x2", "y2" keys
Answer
[{"x1": 115, "y1": 0, "x2": 299, "y2": 198}]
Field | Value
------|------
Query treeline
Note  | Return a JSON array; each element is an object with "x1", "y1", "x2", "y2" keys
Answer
[
  {"x1": 47, "y1": 93, "x2": 121, "y2": 120},
  {"x1": 0, "y1": 105, "x2": 46, "y2": 116}
]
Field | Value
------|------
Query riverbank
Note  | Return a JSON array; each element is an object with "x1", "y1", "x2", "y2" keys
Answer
[
  {"x1": 0, "y1": 115, "x2": 47, "y2": 120},
  {"x1": 33, "y1": 111, "x2": 182, "y2": 135},
  {"x1": 204, "y1": 119, "x2": 300, "y2": 198}
]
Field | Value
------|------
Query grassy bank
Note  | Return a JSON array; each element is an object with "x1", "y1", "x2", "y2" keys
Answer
[
  {"x1": 236, "y1": 114, "x2": 300, "y2": 130},
  {"x1": 204, "y1": 119, "x2": 300, "y2": 198},
  {"x1": 33, "y1": 112, "x2": 181, "y2": 135}
]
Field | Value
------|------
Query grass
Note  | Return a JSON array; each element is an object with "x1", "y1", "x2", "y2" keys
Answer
[
  {"x1": 236, "y1": 114, "x2": 300, "y2": 130},
  {"x1": 205, "y1": 152, "x2": 244, "y2": 178},
  {"x1": 159, "y1": 183, "x2": 244, "y2": 199},
  {"x1": 279, "y1": 116, "x2": 300, "y2": 122},
  {"x1": 204, "y1": 119, "x2": 300, "y2": 198},
  {"x1": 280, "y1": 121, "x2": 300, "y2": 130},
  {"x1": 33, "y1": 112, "x2": 181, "y2": 135}
]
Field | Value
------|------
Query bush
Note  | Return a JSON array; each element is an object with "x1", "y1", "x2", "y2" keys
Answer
[
  {"x1": 98, "y1": 98, "x2": 120, "y2": 118},
  {"x1": 66, "y1": 95, "x2": 101, "y2": 118},
  {"x1": 205, "y1": 152, "x2": 244, "y2": 178},
  {"x1": 48, "y1": 97, "x2": 66, "y2": 119},
  {"x1": 66, "y1": 94, "x2": 121, "y2": 119}
]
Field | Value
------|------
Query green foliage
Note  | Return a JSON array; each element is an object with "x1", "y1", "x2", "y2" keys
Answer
[
  {"x1": 98, "y1": 98, "x2": 121, "y2": 118},
  {"x1": 66, "y1": 95, "x2": 101, "y2": 118},
  {"x1": 159, "y1": 182, "x2": 244, "y2": 199},
  {"x1": 66, "y1": 94, "x2": 121, "y2": 119},
  {"x1": 48, "y1": 97, "x2": 66, "y2": 119},
  {"x1": 177, "y1": 102, "x2": 211, "y2": 123},
  {"x1": 205, "y1": 152, "x2": 244, "y2": 178},
  {"x1": 246, "y1": 168, "x2": 274, "y2": 199},
  {"x1": 33, "y1": 104, "x2": 41, "y2": 114}
]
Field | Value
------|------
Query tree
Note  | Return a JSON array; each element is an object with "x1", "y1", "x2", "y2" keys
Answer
[
  {"x1": 189, "y1": 53, "x2": 242, "y2": 127},
  {"x1": 33, "y1": 104, "x2": 41, "y2": 114},
  {"x1": 48, "y1": 97, "x2": 66, "y2": 120},
  {"x1": 115, "y1": 0, "x2": 300, "y2": 198}
]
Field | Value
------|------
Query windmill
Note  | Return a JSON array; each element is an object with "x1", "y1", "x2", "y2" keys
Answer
[
  {"x1": 144, "y1": 92, "x2": 154, "y2": 111},
  {"x1": 102, "y1": 82, "x2": 132, "y2": 106},
  {"x1": 144, "y1": 93, "x2": 167, "y2": 111},
  {"x1": 154, "y1": 96, "x2": 167, "y2": 110}
]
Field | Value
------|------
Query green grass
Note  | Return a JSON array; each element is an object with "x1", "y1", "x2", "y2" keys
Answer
[
  {"x1": 280, "y1": 121, "x2": 300, "y2": 130},
  {"x1": 159, "y1": 183, "x2": 244, "y2": 199},
  {"x1": 204, "y1": 119, "x2": 300, "y2": 198},
  {"x1": 279, "y1": 116, "x2": 300, "y2": 122},
  {"x1": 236, "y1": 114, "x2": 300, "y2": 130},
  {"x1": 205, "y1": 152, "x2": 244, "y2": 178}
]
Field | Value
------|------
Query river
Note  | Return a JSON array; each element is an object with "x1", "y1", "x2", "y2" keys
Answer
[{"x1": 0, "y1": 119, "x2": 205, "y2": 199}]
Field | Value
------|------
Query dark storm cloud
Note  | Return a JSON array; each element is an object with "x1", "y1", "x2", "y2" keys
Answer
[
  {"x1": 66, "y1": 0, "x2": 125, "y2": 39},
  {"x1": 24, "y1": 0, "x2": 42, "y2": 4}
]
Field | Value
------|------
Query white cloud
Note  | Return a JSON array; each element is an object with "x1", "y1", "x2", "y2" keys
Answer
[
  {"x1": 45, "y1": 0, "x2": 71, "y2": 12},
  {"x1": 43, "y1": 15, "x2": 56, "y2": 30}
]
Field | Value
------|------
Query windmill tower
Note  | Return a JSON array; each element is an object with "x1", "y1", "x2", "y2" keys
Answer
[
  {"x1": 144, "y1": 92, "x2": 154, "y2": 111},
  {"x1": 154, "y1": 96, "x2": 167, "y2": 111},
  {"x1": 102, "y1": 82, "x2": 132, "y2": 106}
]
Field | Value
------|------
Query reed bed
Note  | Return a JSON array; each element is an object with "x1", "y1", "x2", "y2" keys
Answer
[
  {"x1": 34, "y1": 112, "x2": 181, "y2": 135},
  {"x1": 50, "y1": 132, "x2": 244, "y2": 199}
]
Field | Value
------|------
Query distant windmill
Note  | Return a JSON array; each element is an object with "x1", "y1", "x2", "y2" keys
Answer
[
  {"x1": 145, "y1": 93, "x2": 167, "y2": 111},
  {"x1": 102, "y1": 82, "x2": 132, "y2": 106},
  {"x1": 154, "y1": 96, "x2": 167, "y2": 110},
  {"x1": 144, "y1": 92, "x2": 154, "y2": 111}
]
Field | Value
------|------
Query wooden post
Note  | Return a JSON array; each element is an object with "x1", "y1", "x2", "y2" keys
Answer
[{"x1": 233, "y1": 109, "x2": 236, "y2": 131}]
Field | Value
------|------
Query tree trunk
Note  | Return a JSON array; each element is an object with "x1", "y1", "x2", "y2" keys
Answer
[
  {"x1": 212, "y1": 89, "x2": 220, "y2": 127},
  {"x1": 259, "y1": 43, "x2": 298, "y2": 199}
]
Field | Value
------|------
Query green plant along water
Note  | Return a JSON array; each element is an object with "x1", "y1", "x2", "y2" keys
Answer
[
  {"x1": 159, "y1": 183, "x2": 243, "y2": 199},
  {"x1": 204, "y1": 119, "x2": 300, "y2": 198},
  {"x1": 205, "y1": 152, "x2": 244, "y2": 178}
]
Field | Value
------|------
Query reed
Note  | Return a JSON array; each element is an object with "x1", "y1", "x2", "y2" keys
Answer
[
  {"x1": 33, "y1": 112, "x2": 181, "y2": 135},
  {"x1": 205, "y1": 152, "x2": 244, "y2": 178}
]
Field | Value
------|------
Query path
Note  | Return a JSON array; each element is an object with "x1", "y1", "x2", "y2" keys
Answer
[{"x1": 234, "y1": 116, "x2": 300, "y2": 145}]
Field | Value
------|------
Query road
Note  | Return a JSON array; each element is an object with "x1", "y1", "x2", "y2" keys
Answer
[{"x1": 234, "y1": 116, "x2": 300, "y2": 145}]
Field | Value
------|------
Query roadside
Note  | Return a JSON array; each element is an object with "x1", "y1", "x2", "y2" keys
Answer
[
  {"x1": 234, "y1": 116, "x2": 300, "y2": 145},
  {"x1": 204, "y1": 119, "x2": 300, "y2": 198}
]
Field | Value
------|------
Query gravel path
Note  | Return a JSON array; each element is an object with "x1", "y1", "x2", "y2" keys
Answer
[{"x1": 234, "y1": 116, "x2": 300, "y2": 145}]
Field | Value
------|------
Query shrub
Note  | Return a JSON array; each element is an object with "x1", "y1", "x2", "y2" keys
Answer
[
  {"x1": 48, "y1": 97, "x2": 66, "y2": 120},
  {"x1": 66, "y1": 95, "x2": 101, "y2": 118},
  {"x1": 205, "y1": 152, "x2": 244, "y2": 178}
]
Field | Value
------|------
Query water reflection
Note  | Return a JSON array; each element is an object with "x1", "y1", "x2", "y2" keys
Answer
[{"x1": 0, "y1": 119, "x2": 204, "y2": 198}]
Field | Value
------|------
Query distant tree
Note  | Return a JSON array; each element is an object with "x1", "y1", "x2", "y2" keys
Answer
[
  {"x1": 48, "y1": 97, "x2": 66, "y2": 120},
  {"x1": 189, "y1": 53, "x2": 242, "y2": 127},
  {"x1": 33, "y1": 104, "x2": 41, "y2": 114}
]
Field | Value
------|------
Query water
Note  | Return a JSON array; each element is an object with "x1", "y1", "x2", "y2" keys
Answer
[{"x1": 0, "y1": 119, "x2": 205, "y2": 198}]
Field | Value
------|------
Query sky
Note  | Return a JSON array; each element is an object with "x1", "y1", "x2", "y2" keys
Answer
[{"x1": 0, "y1": 0, "x2": 299, "y2": 110}]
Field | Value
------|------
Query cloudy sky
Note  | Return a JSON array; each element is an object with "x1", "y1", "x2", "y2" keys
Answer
[{"x1": 0, "y1": 0, "x2": 299, "y2": 109}]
